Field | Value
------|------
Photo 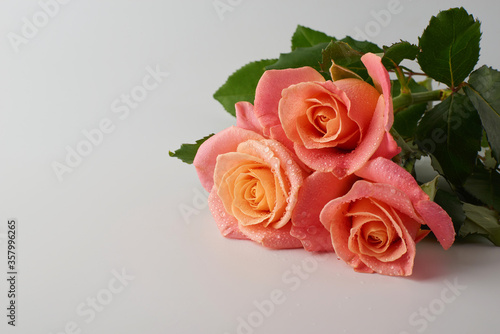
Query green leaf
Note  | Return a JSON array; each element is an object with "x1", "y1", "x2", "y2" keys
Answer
[
  {"x1": 266, "y1": 43, "x2": 329, "y2": 77},
  {"x1": 291, "y1": 25, "x2": 334, "y2": 50},
  {"x1": 169, "y1": 134, "x2": 214, "y2": 164},
  {"x1": 392, "y1": 79, "x2": 428, "y2": 138},
  {"x1": 393, "y1": 104, "x2": 427, "y2": 139},
  {"x1": 420, "y1": 176, "x2": 439, "y2": 201},
  {"x1": 417, "y1": 7, "x2": 481, "y2": 88},
  {"x1": 463, "y1": 162, "x2": 500, "y2": 212},
  {"x1": 434, "y1": 189, "x2": 466, "y2": 235},
  {"x1": 319, "y1": 37, "x2": 382, "y2": 80},
  {"x1": 481, "y1": 131, "x2": 489, "y2": 148},
  {"x1": 382, "y1": 41, "x2": 419, "y2": 68},
  {"x1": 459, "y1": 203, "x2": 500, "y2": 246},
  {"x1": 339, "y1": 36, "x2": 382, "y2": 54},
  {"x1": 415, "y1": 94, "x2": 482, "y2": 185},
  {"x1": 464, "y1": 66, "x2": 500, "y2": 162},
  {"x1": 484, "y1": 149, "x2": 498, "y2": 170},
  {"x1": 320, "y1": 41, "x2": 368, "y2": 80},
  {"x1": 213, "y1": 59, "x2": 278, "y2": 116}
]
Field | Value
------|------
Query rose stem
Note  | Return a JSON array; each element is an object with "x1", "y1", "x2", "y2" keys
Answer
[{"x1": 392, "y1": 89, "x2": 446, "y2": 112}]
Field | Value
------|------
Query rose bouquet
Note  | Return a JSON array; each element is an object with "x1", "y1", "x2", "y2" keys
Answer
[{"x1": 171, "y1": 7, "x2": 500, "y2": 276}]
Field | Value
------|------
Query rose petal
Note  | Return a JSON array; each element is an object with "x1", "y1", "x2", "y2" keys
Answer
[
  {"x1": 230, "y1": 166, "x2": 278, "y2": 226},
  {"x1": 235, "y1": 101, "x2": 264, "y2": 136},
  {"x1": 291, "y1": 172, "x2": 357, "y2": 252},
  {"x1": 361, "y1": 53, "x2": 393, "y2": 131},
  {"x1": 359, "y1": 238, "x2": 415, "y2": 276},
  {"x1": 355, "y1": 157, "x2": 429, "y2": 203},
  {"x1": 321, "y1": 181, "x2": 424, "y2": 275},
  {"x1": 347, "y1": 199, "x2": 405, "y2": 260},
  {"x1": 209, "y1": 185, "x2": 301, "y2": 249},
  {"x1": 280, "y1": 81, "x2": 350, "y2": 145},
  {"x1": 237, "y1": 139, "x2": 305, "y2": 229},
  {"x1": 193, "y1": 126, "x2": 264, "y2": 192},
  {"x1": 255, "y1": 67, "x2": 325, "y2": 134},
  {"x1": 215, "y1": 153, "x2": 261, "y2": 205},
  {"x1": 372, "y1": 132, "x2": 401, "y2": 160},
  {"x1": 332, "y1": 78, "x2": 381, "y2": 132},
  {"x1": 268, "y1": 124, "x2": 295, "y2": 152},
  {"x1": 356, "y1": 199, "x2": 417, "y2": 276},
  {"x1": 320, "y1": 202, "x2": 358, "y2": 264},
  {"x1": 295, "y1": 96, "x2": 389, "y2": 178},
  {"x1": 208, "y1": 187, "x2": 249, "y2": 240},
  {"x1": 414, "y1": 200, "x2": 455, "y2": 250},
  {"x1": 354, "y1": 158, "x2": 455, "y2": 249},
  {"x1": 238, "y1": 223, "x2": 303, "y2": 249}
]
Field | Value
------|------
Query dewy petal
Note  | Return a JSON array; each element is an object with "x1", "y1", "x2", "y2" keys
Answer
[
  {"x1": 361, "y1": 52, "x2": 394, "y2": 131},
  {"x1": 353, "y1": 181, "x2": 424, "y2": 224},
  {"x1": 215, "y1": 153, "x2": 261, "y2": 214},
  {"x1": 363, "y1": 200, "x2": 407, "y2": 262},
  {"x1": 291, "y1": 172, "x2": 357, "y2": 252},
  {"x1": 371, "y1": 132, "x2": 401, "y2": 160},
  {"x1": 208, "y1": 187, "x2": 249, "y2": 240},
  {"x1": 296, "y1": 113, "x2": 328, "y2": 149},
  {"x1": 236, "y1": 139, "x2": 304, "y2": 229},
  {"x1": 231, "y1": 168, "x2": 276, "y2": 226},
  {"x1": 247, "y1": 168, "x2": 276, "y2": 211},
  {"x1": 255, "y1": 67, "x2": 325, "y2": 134},
  {"x1": 278, "y1": 53, "x2": 395, "y2": 179},
  {"x1": 320, "y1": 180, "x2": 422, "y2": 276},
  {"x1": 232, "y1": 201, "x2": 269, "y2": 226},
  {"x1": 194, "y1": 127, "x2": 264, "y2": 192},
  {"x1": 280, "y1": 81, "x2": 350, "y2": 145},
  {"x1": 295, "y1": 96, "x2": 388, "y2": 178},
  {"x1": 396, "y1": 205, "x2": 422, "y2": 242},
  {"x1": 347, "y1": 198, "x2": 407, "y2": 262},
  {"x1": 210, "y1": 182, "x2": 302, "y2": 249},
  {"x1": 414, "y1": 200, "x2": 455, "y2": 250},
  {"x1": 266, "y1": 175, "x2": 287, "y2": 227},
  {"x1": 332, "y1": 78, "x2": 381, "y2": 132},
  {"x1": 359, "y1": 238, "x2": 415, "y2": 276},
  {"x1": 235, "y1": 101, "x2": 264, "y2": 136},
  {"x1": 358, "y1": 202, "x2": 417, "y2": 276},
  {"x1": 238, "y1": 222, "x2": 303, "y2": 249},
  {"x1": 355, "y1": 157, "x2": 455, "y2": 249},
  {"x1": 268, "y1": 124, "x2": 295, "y2": 152},
  {"x1": 320, "y1": 201, "x2": 361, "y2": 267},
  {"x1": 355, "y1": 157, "x2": 430, "y2": 204}
]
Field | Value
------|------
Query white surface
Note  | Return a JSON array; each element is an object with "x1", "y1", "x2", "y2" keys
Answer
[{"x1": 1, "y1": 1, "x2": 499, "y2": 333}]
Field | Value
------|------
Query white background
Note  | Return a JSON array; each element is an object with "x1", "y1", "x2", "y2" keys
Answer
[{"x1": 1, "y1": 0, "x2": 499, "y2": 333}]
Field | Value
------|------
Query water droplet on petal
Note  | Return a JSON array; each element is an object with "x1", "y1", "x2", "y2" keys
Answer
[{"x1": 307, "y1": 226, "x2": 318, "y2": 235}]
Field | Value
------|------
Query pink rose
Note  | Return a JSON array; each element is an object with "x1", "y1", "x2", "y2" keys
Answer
[
  {"x1": 319, "y1": 157, "x2": 456, "y2": 276},
  {"x1": 194, "y1": 126, "x2": 307, "y2": 249},
  {"x1": 275, "y1": 53, "x2": 400, "y2": 178},
  {"x1": 290, "y1": 171, "x2": 358, "y2": 252},
  {"x1": 234, "y1": 70, "x2": 322, "y2": 173}
]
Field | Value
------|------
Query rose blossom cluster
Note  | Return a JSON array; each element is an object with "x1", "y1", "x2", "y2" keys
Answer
[{"x1": 194, "y1": 53, "x2": 455, "y2": 276}]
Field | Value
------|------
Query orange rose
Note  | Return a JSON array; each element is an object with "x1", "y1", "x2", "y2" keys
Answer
[
  {"x1": 320, "y1": 158, "x2": 455, "y2": 276},
  {"x1": 277, "y1": 53, "x2": 400, "y2": 178},
  {"x1": 195, "y1": 127, "x2": 307, "y2": 249}
]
